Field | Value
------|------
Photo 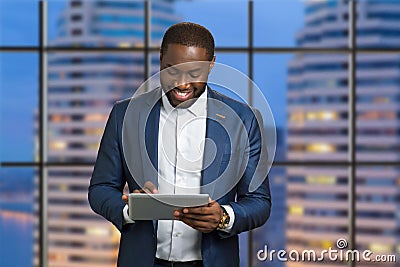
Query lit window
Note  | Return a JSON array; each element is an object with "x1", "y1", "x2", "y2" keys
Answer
[
  {"x1": 321, "y1": 240, "x2": 333, "y2": 250},
  {"x1": 51, "y1": 115, "x2": 63, "y2": 122},
  {"x1": 49, "y1": 141, "x2": 67, "y2": 150},
  {"x1": 111, "y1": 227, "x2": 121, "y2": 242},
  {"x1": 289, "y1": 205, "x2": 304, "y2": 215},
  {"x1": 358, "y1": 111, "x2": 379, "y2": 120},
  {"x1": 290, "y1": 112, "x2": 305, "y2": 122},
  {"x1": 369, "y1": 243, "x2": 393, "y2": 253},
  {"x1": 306, "y1": 111, "x2": 338, "y2": 121},
  {"x1": 308, "y1": 240, "x2": 333, "y2": 249},
  {"x1": 306, "y1": 176, "x2": 336, "y2": 185},
  {"x1": 86, "y1": 227, "x2": 110, "y2": 237},
  {"x1": 118, "y1": 42, "x2": 131, "y2": 48},
  {"x1": 85, "y1": 128, "x2": 104, "y2": 135},
  {"x1": 358, "y1": 111, "x2": 396, "y2": 120},
  {"x1": 306, "y1": 111, "x2": 317, "y2": 121},
  {"x1": 87, "y1": 143, "x2": 100, "y2": 150},
  {"x1": 48, "y1": 252, "x2": 67, "y2": 261},
  {"x1": 58, "y1": 184, "x2": 68, "y2": 192},
  {"x1": 85, "y1": 114, "x2": 107, "y2": 122},
  {"x1": 319, "y1": 111, "x2": 338, "y2": 121},
  {"x1": 306, "y1": 143, "x2": 336, "y2": 153}
]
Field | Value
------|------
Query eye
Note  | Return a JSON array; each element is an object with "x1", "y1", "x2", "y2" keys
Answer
[
  {"x1": 189, "y1": 71, "x2": 201, "y2": 78},
  {"x1": 167, "y1": 68, "x2": 178, "y2": 75}
]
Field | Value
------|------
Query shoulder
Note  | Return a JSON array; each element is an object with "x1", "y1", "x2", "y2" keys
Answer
[
  {"x1": 113, "y1": 88, "x2": 161, "y2": 115},
  {"x1": 208, "y1": 88, "x2": 257, "y2": 120}
]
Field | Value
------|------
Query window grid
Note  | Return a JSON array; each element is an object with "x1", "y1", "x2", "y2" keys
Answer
[
  {"x1": 38, "y1": 2, "x2": 48, "y2": 267},
  {"x1": 0, "y1": 1, "x2": 400, "y2": 267},
  {"x1": 348, "y1": 0, "x2": 356, "y2": 257}
]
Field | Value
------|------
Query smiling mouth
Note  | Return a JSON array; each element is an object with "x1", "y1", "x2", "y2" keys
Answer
[{"x1": 172, "y1": 88, "x2": 194, "y2": 102}]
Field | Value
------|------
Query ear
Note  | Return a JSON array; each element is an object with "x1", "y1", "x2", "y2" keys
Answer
[{"x1": 208, "y1": 55, "x2": 216, "y2": 74}]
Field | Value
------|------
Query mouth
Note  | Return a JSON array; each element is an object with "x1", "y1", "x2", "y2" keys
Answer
[{"x1": 171, "y1": 88, "x2": 194, "y2": 102}]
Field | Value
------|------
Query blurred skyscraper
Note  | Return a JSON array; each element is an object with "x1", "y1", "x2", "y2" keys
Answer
[
  {"x1": 252, "y1": 127, "x2": 286, "y2": 267},
  {"x1": 287, "y1": 1, "x2": 399, "y2": 266},
  {"x1": 37, "y1": 1, "x2": 179, "y2": 266}
]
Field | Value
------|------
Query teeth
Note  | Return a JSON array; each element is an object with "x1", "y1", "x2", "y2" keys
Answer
[{"x1": 175, "y1": 90, "x2": 189, "y2": 97}]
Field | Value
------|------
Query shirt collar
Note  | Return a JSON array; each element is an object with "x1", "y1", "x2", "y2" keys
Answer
[
  {"x1": 161, "y1": 89, "x2": 175, "y2": 114},
  {"x1": 161, "y1": 86, "x2": 208, "y2": 117}
]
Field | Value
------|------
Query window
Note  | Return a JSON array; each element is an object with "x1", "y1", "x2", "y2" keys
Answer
[
  {"x1": 71, "y1": 28, "x2": 82, "y2": 36},
  {"x1": 70, "y1": 1, "x2": 81, "y2": 8},
  {"x1": 70, "y1": 14, "x2": 82, "y2": 22}
]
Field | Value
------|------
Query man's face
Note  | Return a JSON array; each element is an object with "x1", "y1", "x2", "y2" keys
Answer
[{"x1": 160, "y1": 44, "x2": 215, "y2": 108}]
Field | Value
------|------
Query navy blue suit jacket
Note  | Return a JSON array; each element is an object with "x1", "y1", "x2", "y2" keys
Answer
[{"x1": 88, "y1": 88, "x2": 271, "y2": 267}]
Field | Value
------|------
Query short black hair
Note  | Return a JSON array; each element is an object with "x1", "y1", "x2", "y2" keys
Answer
[{"x1": 161, "y1": 22, "x2": 215, "y2": 61}]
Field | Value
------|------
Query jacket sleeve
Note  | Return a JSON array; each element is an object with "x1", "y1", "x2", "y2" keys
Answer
[
  {"x1": 219, "y1": 109, "x2": 272, "y2": 238},
  {"x1": 88, "y1": 104, "x2": 126, "y2": 232}
]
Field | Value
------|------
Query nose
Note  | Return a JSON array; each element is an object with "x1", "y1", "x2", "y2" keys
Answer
[
  {"x1": 174, "y1": 76, "x2": 191, "y2": 90},
  {"x1": 175, "y1": 83, "x2": 191, "y2": 90}
]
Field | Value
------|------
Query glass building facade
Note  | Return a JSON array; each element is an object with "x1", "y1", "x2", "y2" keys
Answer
[
  {"x1": 42, "y1": 1, "x2": 178, "y2": 266},
  {"x1": 287, "y1": 1, "x2": 399, "y2": 266}
]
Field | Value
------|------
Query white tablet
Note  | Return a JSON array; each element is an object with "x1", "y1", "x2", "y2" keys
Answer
[{"x1": 128, "y1": 193, "x2": 209, "y2": 220}]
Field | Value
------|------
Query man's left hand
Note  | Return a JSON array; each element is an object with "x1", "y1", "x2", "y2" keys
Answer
[{"x1": 174, "y1": 199, "x2": 223, "y2": 233}]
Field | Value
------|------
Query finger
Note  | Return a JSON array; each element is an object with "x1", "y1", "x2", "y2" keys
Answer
[
  {"x1": 142, "y1": 188, "x2": 158, "y2": 194},
  {"x1": 122, "y1": 194, "x2": 129, "y2": 204},
  {"x1": 183, "y1": 206, "x2": 214, "y2": 215},
  {"x1": 208, "y1": 200, "x2": 217, "y2": 207},
  {"x1": 133, "y1": 189, "x2": 147, "y2": 194},
  {"x1": 143, "y1": 188, "x2": 152, "y2": 194},
  {"x1": 181, "y1": 213, "x2": 218, "y2": 223},
  {"x1": 144, "y1": 181, "x2": 158, "y2": 194},
  {"x1": 173, "y1": 210, "x2": 183, "y2": 220}
]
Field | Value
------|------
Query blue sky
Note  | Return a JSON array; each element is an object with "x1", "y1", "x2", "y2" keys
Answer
[{"x1": 0, "y1": 0, "x2": 304, "y2": 162}]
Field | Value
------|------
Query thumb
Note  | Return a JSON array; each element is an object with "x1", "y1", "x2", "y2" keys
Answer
[
  {"x1": 122, "y1": 194, "x2": 128, "y2": 204},
  {"x1": 208, "y1": 198, "x2": 216, "y2": 206}
]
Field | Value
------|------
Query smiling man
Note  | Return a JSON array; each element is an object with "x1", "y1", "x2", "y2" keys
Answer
[{"x1": 89, "y1": 22, "x2": 271, "y2": 267}]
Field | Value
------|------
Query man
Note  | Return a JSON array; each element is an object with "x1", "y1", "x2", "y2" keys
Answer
[{"x1": 89, "y1": 22, "x2": 271, "y2": 267}]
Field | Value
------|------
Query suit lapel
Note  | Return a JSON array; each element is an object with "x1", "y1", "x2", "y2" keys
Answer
[
  {"x1": 201, "y1": 89, "x2": 227, "y2": 198},
  {"x1": 138, "y1": 90, "x2": 162, "y2": 233},
  {"x1": 139, "y1": 92, "x2": 161, "y2": 189}
]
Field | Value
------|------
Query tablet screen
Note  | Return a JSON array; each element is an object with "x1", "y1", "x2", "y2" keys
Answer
[{"x1": 128, "y1": 194, "x2": 209, "y2": 220}]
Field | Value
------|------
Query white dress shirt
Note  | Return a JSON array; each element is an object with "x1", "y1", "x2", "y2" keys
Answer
[{"x1": 123, "y1": 87, "x2": 235, "y2": 261}]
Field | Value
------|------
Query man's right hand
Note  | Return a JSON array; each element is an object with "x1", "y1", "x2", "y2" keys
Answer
[{"x1": 122, "y1": 181, "x2": 158, "y2": 204}]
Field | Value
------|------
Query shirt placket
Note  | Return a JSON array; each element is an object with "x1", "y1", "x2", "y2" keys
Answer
[{"x1": 169, "y1": 109, "x2": 181, "y2": 261}]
